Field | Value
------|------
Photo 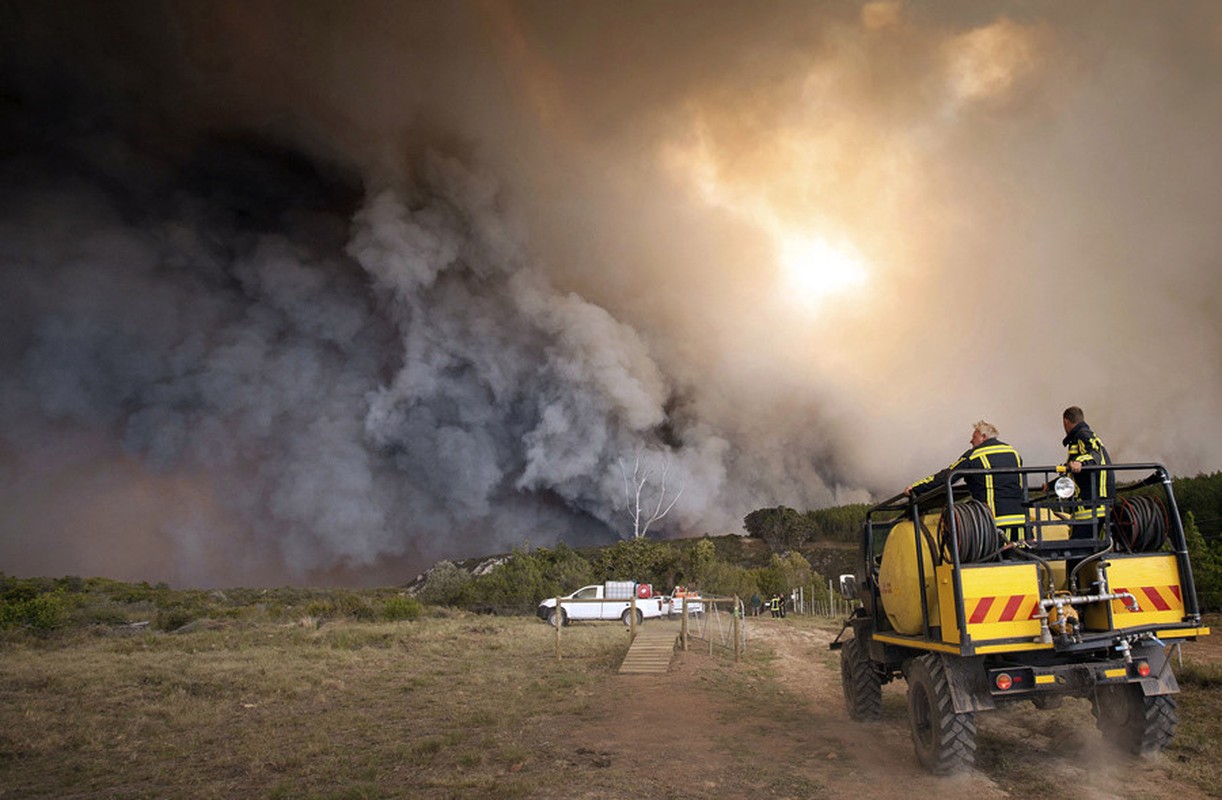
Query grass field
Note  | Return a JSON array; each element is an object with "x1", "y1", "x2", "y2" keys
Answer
[
  {"x1": 2, "y1": 587, "x2": 1219, "y2": 799},
  {"x1": 0, "y1": 613, "x2": 632, "y2": 799}
]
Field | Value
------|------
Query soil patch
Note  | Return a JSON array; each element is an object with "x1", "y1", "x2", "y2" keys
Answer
[{"x1": 554, "y1": 617, "x2": 1218, "y2": 800}]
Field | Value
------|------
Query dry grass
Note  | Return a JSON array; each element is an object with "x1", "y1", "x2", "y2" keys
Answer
[
  {"x1": 0, "y1": 615, "x2": 630, "y2": 799},
  {"x1": 2, "y1": 609, "x2": 1219, "y2": 799}
]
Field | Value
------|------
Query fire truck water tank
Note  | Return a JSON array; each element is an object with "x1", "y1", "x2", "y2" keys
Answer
[{"x1": 877, "y1": 513, "x2": 941, "y2": 635}]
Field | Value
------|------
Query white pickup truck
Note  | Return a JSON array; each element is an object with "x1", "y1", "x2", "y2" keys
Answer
[
  {"x1": 667, "y1": 590, "x2": 704, "y2": 617},
  {"x1": 537, "y1": 581, "x2": 666, "y2": 627}
]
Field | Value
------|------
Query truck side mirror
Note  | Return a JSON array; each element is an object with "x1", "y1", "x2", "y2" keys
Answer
[{"x1": 838, "y1": 574, "x2": 858, "y2": 600}]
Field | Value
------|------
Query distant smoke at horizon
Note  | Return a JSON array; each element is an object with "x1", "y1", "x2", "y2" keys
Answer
[{"x1": 1, "y1": 2, "x2": 1220, "y2": 586}]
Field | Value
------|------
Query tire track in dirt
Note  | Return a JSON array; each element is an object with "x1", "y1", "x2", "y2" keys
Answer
[
  {"x1": 746, "y1": 620, "x2": 1008, "y2": 800},
  {"x1": 748, "y1": 619, "x2": 1215, "y2": 800},
  {"x1": 553, "y1": 618, "x2": 1214, "y2": 800}
]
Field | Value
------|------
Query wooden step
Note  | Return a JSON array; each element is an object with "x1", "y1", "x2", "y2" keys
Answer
[{"x1": 618, "y1": 625, "x2": 680, "y2": 674}]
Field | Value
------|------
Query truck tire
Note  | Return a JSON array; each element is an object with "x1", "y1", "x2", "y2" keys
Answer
[
  {"x1": 840, "y1": 637, "x2": 882, "y2": 722},
  {"x1": 1093, "y1": 684, "x2": 1178, "y2": 755},
  {"x1": 547, "y1": 609, "x2": 566, "y2": 628},
  {"x1": 622, "y1": 609, "x2": 643, "y2": 627},
  {"x1": 906, "y1": 654, "x2": 977, "y2": 774}
]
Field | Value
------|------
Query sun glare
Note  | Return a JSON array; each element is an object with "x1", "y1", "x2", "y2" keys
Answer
[{"x1": 778, "y1": 234, "x2": 869, "y2": 307}]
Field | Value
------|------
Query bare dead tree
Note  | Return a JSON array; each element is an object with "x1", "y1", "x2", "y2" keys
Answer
[{"x1": 618, "y1": 448, "x2": 686, "y2": 539}]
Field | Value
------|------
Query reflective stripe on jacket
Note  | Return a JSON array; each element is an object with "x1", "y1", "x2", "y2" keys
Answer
[
  {"x1": 909, "y1": 438, "x2": 1025, "y2": 527},
  {"x1": 1063, "y1": 422, "x2": 1114, "y2": 521}
]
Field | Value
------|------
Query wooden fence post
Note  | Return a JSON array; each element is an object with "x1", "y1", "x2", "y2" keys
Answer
[
  {"x1": 554, "y1": 594, "x2": 562, "y2": 661},
  {"x1": 681, "y1": 596, "x2": 689, "y2": 651},
  {"x1": 732, "y1": 595, "x2": 741, "y2": 663}
]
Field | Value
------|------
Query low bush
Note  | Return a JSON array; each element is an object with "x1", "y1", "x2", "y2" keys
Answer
[
  {"x1": 382, "y1": 595, "x2": 422, "y2": 621},
  {"x1": 154, "y1": 606, "x2": 200, "y2": 632},
  {"x1": 0, "y1": 590, "x2": 70, "y2": 631}
]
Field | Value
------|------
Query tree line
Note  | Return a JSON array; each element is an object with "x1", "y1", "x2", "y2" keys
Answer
[
  {"x1": 416, "y1": 537, "x2": 815, "y2": 615},
  {"x1": 742, "y1": 504, "x2": 870, "y2": 548},
  {"x1": 1178, "y1": 472, "x2": 1222, "y2": 611},
  {"x1": 5, "y1": 472, "x2": 1219, "y2": 632}
]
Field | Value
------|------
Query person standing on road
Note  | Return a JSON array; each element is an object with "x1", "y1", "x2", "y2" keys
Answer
[{"x1": 1061, "y1": 406, "x2": 1115, "y2": 539}]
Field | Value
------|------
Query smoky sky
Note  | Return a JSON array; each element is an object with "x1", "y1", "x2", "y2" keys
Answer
[{"x1": 1, "y1": 2, "x2": 1220, "y2": 586}]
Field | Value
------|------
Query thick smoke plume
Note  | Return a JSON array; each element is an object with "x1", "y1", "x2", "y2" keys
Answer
[{"x1": 1, "y1": 2, "x2": 1220, "y2": 585}]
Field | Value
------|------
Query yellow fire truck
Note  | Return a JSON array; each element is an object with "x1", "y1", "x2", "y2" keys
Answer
[{"x1": 833, "y1": 462, "x2": 1209, "y2": 773}]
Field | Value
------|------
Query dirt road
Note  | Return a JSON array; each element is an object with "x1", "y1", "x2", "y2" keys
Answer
[{"x1": 557, "y1": 618, "x2": 1216, "y2": 800}]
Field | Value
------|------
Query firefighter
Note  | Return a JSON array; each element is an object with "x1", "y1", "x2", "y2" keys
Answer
[
  {"x1": 905, "y1": 420, "x2": 1025, "y2": 539},
  {"x1": 1061, "y1": 406, "x2": 1115, "y2": 539},
  {"x1": 769, "y1": 594, "x2": 781, "y2": 618}
]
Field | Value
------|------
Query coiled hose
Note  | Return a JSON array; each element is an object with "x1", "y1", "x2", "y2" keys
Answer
[
  {"x1": 1111, "y1": 495, "x2": 1169, "y2": 552},
  {"x1": 938, "y1": 499, "x2": 1004, "y2": 563}
]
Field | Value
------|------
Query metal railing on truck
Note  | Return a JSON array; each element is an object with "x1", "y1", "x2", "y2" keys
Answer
[{"x1": 859, "y1": 462, "x2": 1204, "y2": 656}]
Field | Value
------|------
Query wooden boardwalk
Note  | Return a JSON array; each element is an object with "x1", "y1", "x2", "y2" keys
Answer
[{"x1": 618, "y1": 621, "x2": 681, "y2": 674}]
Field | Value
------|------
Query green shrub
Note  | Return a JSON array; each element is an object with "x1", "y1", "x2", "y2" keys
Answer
[
  {"x1": 416, "y1": 561, "x2": 474, "y2": 607},
  {"x1": 382, "y1": 596, "x2": 422, "y2": 621},
  {"x1": 0, "y1": 590, "x2": 70, "y2": 630},
  {"x1": 592, "y1": 539, "x2": 679, "y2": 587},
  {"x1": 73, "y1": 603, "x2": 130, "y2": 626},
  {"x1": 350, "y1": 604, "x2": 377, "y2": 622},
  {"x1": 468, "y1": 551, "x2": 551, "y2": 613},
  {"x1": 331, "y1": 590, "x2": 370, "y2": 618},
  {"x1": 305, "y1": 599, "x2": 335, "y2": 618},
  {"x1": 1185, "y1": 512, "x2": 1222, "y2": 612},
  {"x1": 700, "y1": 559, "x2": 759, "y2": 600},
  {"x1": 533, "y1": 542, "x2": 594, "y2": 591},
  {"x1": 154, "y1": 606, "x2": 199, "y2": 632}
]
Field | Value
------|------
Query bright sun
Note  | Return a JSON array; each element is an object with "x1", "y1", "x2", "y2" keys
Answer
[{"x1": 778, "y1": 234, "x2": 869, "y2": 307}]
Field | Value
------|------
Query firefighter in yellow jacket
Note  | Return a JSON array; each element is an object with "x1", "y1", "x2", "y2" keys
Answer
[
  {"x1": 1061, "y1": 406, "x2": 1115, "y2": 539},
  {"x1": 905, "y1": 420, "x2": 1025, "y2": 538}
]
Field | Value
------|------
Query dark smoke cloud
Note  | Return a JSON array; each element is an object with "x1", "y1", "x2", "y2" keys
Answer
[
  {"x1": 1, "y1": 1, "x2": 1220, "y2": 585},
  {"x1": 0, "y1": 112, "x2": 689, "y2": 583}
]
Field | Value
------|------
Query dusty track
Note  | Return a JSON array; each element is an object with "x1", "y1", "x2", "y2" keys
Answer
[{"x1": 554, "y1": 617, "x2": 1216, "y2": 800}]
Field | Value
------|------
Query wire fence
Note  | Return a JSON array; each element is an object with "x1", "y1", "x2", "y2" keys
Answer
[
  {"x1": 797, "y1": 579, "x2": 856, "y2": 619},
  {"x1": 680, "y1": 595, "x2": 746, "y2": 660}
]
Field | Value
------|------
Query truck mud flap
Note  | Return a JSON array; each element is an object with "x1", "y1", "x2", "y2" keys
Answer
[
  {"x1": 936, "y1": 654, "x2": 996, "y2": 713},
  {"x1": 1132, "y1": 640, "x2": 1179, "y2": 697}
]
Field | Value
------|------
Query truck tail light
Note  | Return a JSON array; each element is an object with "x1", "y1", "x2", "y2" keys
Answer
[
  {"x1": 995, "y1": 673, "x2": 1013, "y2": 691},
  {"x1": 1136, "y1": 661, "x2": 1151, "y2": 677}
]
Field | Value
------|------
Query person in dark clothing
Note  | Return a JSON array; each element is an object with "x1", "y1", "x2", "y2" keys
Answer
[
  {"x1": 1061, "y1": 406, "x2": 1115, "y2": 539},
  {"x1": 906, "y1": 421, "x2": 1026, "y2": 538}
]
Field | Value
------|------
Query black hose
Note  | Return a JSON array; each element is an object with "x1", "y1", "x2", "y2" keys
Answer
[
  {"x1": 917, "y1": 516, "x2": 944, "y2": 567},
  {"x1": 939, "y1": 499, "x2": 1003, "y2": 564},
  {"x1": 1069, "y1": 541, "x2": 1114, "y2": 592},
  {"x1": 1111, "y1": 495, "x2": 1169, "y2": 553}
]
